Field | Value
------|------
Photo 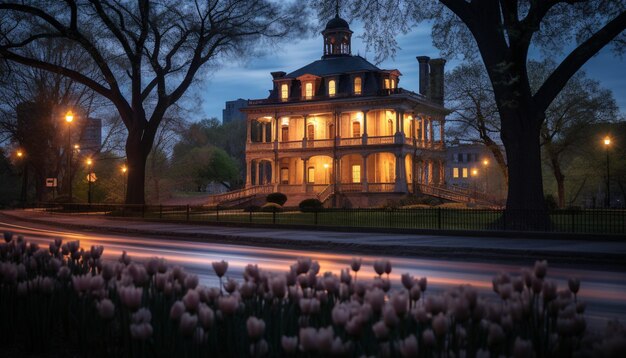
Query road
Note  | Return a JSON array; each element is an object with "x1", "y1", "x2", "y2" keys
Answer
[{"x1": 1, "y1": 219, "x2": 625, "y2": 330}]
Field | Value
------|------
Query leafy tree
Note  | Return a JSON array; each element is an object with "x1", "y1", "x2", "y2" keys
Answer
[
  {"x1": 318, "y1": 0, "x2": 626, "y2": 227},
  {"x1": 170, "y1": 146, "x2": 239, "y2": 192},
  {"x1": 0, "y1": 0, "x2": 301, "y2": 204}
]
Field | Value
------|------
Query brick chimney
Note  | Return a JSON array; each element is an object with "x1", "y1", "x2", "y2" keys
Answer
[
  {"x1": 416, "y1": 56, "x2": 430, "y2": 96},
  {"x1": 428, "y1": 58, "x2": 446, "y2": 105}
]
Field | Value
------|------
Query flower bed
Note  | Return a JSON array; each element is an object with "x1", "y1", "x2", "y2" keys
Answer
[{"x1": 0, "y1": 231, "x2": 624, "y2": 357}]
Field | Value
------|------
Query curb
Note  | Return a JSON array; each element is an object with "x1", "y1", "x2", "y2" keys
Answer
[{"x1": 2, "y1": 211, "x2": 625, "y2": 269}]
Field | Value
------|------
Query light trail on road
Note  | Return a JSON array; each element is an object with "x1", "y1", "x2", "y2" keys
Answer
[{"x1": 1, "y1": 219, "x2": 625, "y2": 329}]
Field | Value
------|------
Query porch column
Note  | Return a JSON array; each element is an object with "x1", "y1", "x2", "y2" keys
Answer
[
  {"x1": 440, "y1": 119, "x2": 445, "y2": 146},
  {"x1": 247, "y1": 119, "x2": 253, "y2": 143},
  {"x1": 302, "y1": 157, "x2": 308, "y2": 191},
  {"x1": 362, "y1": 110, "x2": 368, "y2": 145},
  {"x1": 255, "y1": 160, "x2": 261, "y2": 185},
  {"x1": 439, "y1": 160, "x2": 445, "y2": 185},
  {"x1": 428, "y1": 160, "x2": 434, "y2": 185},
  {"x1": 420, "y1": 116, "x2": 425, "y2": 143},
  {"x1": 394, "y1": 153, "x2": 408, "y2": 193},
  {"x1": 302, "y1": 115, "x2": 308, "y2": 148},
  {"x1": 246, "y1": 159, "x2": 252, "y2": 187},
  {"x1": 421, "y1": 161, "x2": 427, "y2": 184},
  {"x1": 362, "y1": 155, "x2": 368, "y2": 192},
  {"x1": 429, "y1": 118, "x2": 435, "y2": 148}
]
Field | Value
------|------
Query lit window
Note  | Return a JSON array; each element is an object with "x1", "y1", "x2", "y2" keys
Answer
[
  {"x1": 281, "y1": 126, "x2": 289, "y2": 141},
  {"x1": 453, "y1": 168, "x2": 459, "y2": 178},
  {"x1": 328, "y1": 80, "x2": 336, "y2": 97},
  {"x1": 352, "y1": 121, "x2": 361, "y2": 137},
  {"x1": 352, "y1": 165, "x2": 361, "y2": 183},
  {"x1": 305, "y1": 82, "x2": 313, "y2": 99},
  {"x1": 384, "y1": 79, "x2": 390, "y2": 89},
  {"x1": 307, "y1": 124, "x2": 315, "y2": 140},
  {"x1": 280, "y1": 168, "x2": 289, "y2": 184},
  {"x1": 308, "y1": 167, "x2": 315, "y2": 183},
  {"x1": 462, "y1": 168, "x2": 468, "y2": 178},
  {"x1": 354, "y1": 77, "x2": 362, "y2": 95},
  {"x1": 391, "y1": 79, "x2": 396, "y2": 88},
  {"x1": 281, "y1": 84, "x2": 288, "y2": 100}
]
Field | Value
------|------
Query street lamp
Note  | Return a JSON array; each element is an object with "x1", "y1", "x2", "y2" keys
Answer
[
  {"x1": 482, "y1": 159, "x2": 489, "y2": 192},
  {"x1": 604, "y1": 136, "x2": 611, "y2": 208},
  {"x1": 65, "y1": 111, "x2": 74, "y2": 202},
  {"x1": 471, "y1": 168, "x2": 478, "y2": 198},
  {"x1": 86, "y1": 158, "x2": 93, "y2": 205},
  {"x1": 16, "y1": 150, "x2": 26, "y2": 204},
  {"x1": 121, "y1": 165, "x2": 128, "y2": 201}
]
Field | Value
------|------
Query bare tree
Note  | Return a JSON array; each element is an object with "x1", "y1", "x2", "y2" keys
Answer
[
  {"x1": 445, "y1": 62, "x2": 508, "y2": 186},
  {"x1": 317, "y1": 0, "x2": 626, "y2": 227},
  {"x1": 1, "y1": 0, "x2": 301, "y2": 204}
]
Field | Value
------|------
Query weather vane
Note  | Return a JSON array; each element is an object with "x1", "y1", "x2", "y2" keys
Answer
[{"x1": 335, "y1": 0, "x2": 340, "y2": 18}]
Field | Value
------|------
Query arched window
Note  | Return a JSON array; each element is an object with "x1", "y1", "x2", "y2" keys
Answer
[
  {"x1": 328, "y1": 80, "x2": 336, "y2": 97},
  {"x1": 354, "y1": 77, "x2": 362, "y2": 95},
  {"x1": 352, "y1": 121, "x2": 361, "y2": 138},
  {"x1": 281, "y1": 84, "x2": 289, "y2": 101},
  {"x1": 305, "y1": 82, "x2": 313, "y2": 99},
  {"x1": 307, "y1": 124, "x2": 315, "y2": 140},
  {"x1": 384, "y1": 78, "x2": 390, "y2": 89},
  {"x1": 391, "y1": 78, "x2": 396, "y2": 89}
]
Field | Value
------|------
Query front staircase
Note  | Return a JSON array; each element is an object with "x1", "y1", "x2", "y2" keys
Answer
[{"x1": 204, "y1": 183, "x2": 502, "y2": 208}]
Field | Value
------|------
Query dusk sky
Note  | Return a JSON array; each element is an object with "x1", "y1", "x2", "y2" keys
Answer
[{"x1": 195, "y1": 21, "x2": 626, "y2": 123}]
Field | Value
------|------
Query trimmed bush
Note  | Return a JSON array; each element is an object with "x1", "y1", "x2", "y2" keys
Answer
[
  {"x1": 261, "y1": 202, "x2": 282, "y2": 212},
  {"x1": 266, "y1": 192, "x2": 287, "y2": 206},
  {"x1": 299, "y1": 198, "x2": 323, "y2": 212}
]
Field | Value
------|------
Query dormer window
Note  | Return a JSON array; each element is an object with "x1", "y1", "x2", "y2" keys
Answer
[
  {"x1": 384, "y1": 78, "x2": 390, "y2": 89},
  {"x1": 391, "y1": 78, "x2": 396, "y2": 89},
  {"x1": 281, "y1": 84, "x2": 289, "y2": 101},
  {"x1": 354, "y1": 77, "x2": 362, "y2": 95},
  {"x1": 305, "y1": 82, "x2": 313, "y2": 99},
  {"x1": 328, "y1": 80, "x2": 336, "y2": 97}
]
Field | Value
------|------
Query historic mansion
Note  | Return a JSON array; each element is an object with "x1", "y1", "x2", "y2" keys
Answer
[{"x1": 239, "y1": 14, "x2": 449, "y2": 207}]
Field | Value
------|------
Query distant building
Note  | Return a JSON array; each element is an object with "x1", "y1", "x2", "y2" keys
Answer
[
  {"x1": 222, "y1": 99, "x2": 248, "y2": 124},
  {"x1": 79, "y1": 117, "x2": 102, "y2": 154},
  {"x1": 446, "y1": 142, "x2": 507, "y2": 199}
]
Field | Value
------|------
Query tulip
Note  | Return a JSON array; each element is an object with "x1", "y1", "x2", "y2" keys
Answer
[
  {"x1": 179, "y1": 312, "x2": 198, "y2": 336},
  {"x1": 295, "y1": 257, "x2": 312, "y2": 274},
  {"x1": 331, "y1": 304, "x2": 350, "y2": 326},
  {"x1": 299, "y1": 327, "x2": 317, "y2": 352},
  {"x1": 372, "y1": 320, "x2": 389, "y2": 340},
  {"x1": 399, "y1": 335, "x2": 418, "y2": 357},
  {"x1": 401, "y1": 273, "x2": 414, "y2": 290},
  {"x1": 184, "y1": 274, "x2": 199, "y2": 290},
  {"x1": 534, "y1": 260, "x2": 548, "y2": 279},
  {"x1": 418, "y1": 277, "x2": 427, "y2": 292},
  {"x1": 183, "y1": 289, "x2": 200, "y2": 311},
  {"x1": 568, "y1": 277, "x2": 580, "y2": 295},
  {"x1": 316, "y1": 326, "x2": 334, "y2": 354},
  {"x1": 197, "y1": 304, "x2": 214, "y2": 329},
  {"x1": 382, "y1": 304, "x2": 399, "y2": 327},
  {"x1": 391, "y1": 291, "x2": 409, "y2": 316},
  {"x1": 97, "y1": 298, "x2": 115, "y2": 320},
  {"x1": 487, "y1": 323, "x2": 505, "y2": 349},
  {"x1": 432, "y1": 313, "x2": 448, "y2": 337},
  {"x1": 246, "y1": 317, "x2": 266, "y2": 341},
  {"x1": 281, "y1": 336, "x2": 298, "y2": 354},
  {"x1": 218, "y1": 295, "x2": 239, "y2": 315},
  {"x1": 365, "y1": 288, "x2": 385, "y2": 312},
  {"x1": 340, "y1": 268, "x2": 352, "y2": 285},
  {"x1": 224, "y1": 277, "x2": 238, "y2": 294},
  {"x1": 193, "y1": 327, "x2": 206, "y2": 345},
  {"x1": 170, "y1": 300, "x2": 185, "y2": 320},
  {"x1": 513, "y1": 337, "x2": 533, "y2": 358},
  {"x1": 212, "y1": 260, "x2": 228, "y2": 278},
  {"x1": 373, "y1": 260, "x2": 385, "y2": 276},
  {"x1": 422, "y1": 329, "x2": 436, "y2": 347}
]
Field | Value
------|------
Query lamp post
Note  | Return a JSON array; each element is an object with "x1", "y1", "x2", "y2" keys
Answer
[
  {"x1": 482, "y1": 159, "x2": 489, "y2": 193},
  {"x1": 16, "y1": 150, "x2": 27, "y2": 204},
  {"x1": 471, "y1": 168, "x2": 478, "y2": 201},
  {"x1": 604, "y1": 136, "x2": 611, "y2": 208},
  {"x1": 121, "y1": 165, "x2": 128, "y2": 202},
  {"x1": 65, "y1": 111, "x2": 74, "y2": 202},
  {"x1": 86, "y1": 158, "x2": 93, "y2": 205}
]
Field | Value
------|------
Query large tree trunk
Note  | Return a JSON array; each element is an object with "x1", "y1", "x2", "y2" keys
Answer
[
  {"x1": 125, "y1": 130, "x2": 148, "y2": 205},
  {"x1": 501, "y1": 109, "x2": 549, "y2": 229}
]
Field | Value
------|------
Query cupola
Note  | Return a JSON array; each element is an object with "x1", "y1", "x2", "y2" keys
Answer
[{"x1": 322, "y1": 4, "x2": 352, "y2": 58}]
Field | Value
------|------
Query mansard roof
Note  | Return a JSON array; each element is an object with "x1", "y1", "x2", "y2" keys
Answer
[{"x1": 285, "y1": 55, "x2": 380, "y2": 78}]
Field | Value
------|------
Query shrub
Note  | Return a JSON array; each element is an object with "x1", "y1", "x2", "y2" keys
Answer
[
  {"x1": 299, "y1": 198, "x2": 323, "y2": 212},
  {"x1": 244, "y1": 205, "x2": 260, "y2": 212},
  {"x1": 545, "y1": 194, "x2": 558, "y2": 210},
  {"x1": 260, "y1": 202, "x2": 282, "y2": 212},
  {"x1": 266, "y1": 192, "x2": 287, "y2": 206}
]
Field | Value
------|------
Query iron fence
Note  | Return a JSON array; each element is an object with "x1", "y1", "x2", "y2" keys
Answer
[{"x1": 29, "y1": 203, "x2": 626, "y2": 235}]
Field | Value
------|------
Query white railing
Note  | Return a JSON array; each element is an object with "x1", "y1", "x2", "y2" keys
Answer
[
  {"x1": 306, "y1": 139, "x2": 334, "y2": 148},
  {"x1": 367, "y1": 136, "x2": 395, "y2": 145},
  {"x1": 340, "y1": 138, "x2": 362, "y2": 146},
  {"x1": 317, "y1": 184, "x2": 335, "y2": 203},
  {"x1": 206, "y1": 184, "x2": 273, "y2": 205},
  {"x1": 247, "y1": 142, "x2": 274, "y2": 151},
  {"x1": 279, "y1": 141, "x2": 302, "y2": 150}
]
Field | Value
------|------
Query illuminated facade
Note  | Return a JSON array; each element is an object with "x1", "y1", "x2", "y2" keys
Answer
[{"x1": 241, "y1": 14, "x2": 448, "y2": 206}]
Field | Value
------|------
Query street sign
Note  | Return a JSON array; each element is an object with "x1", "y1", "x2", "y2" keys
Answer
[
  {"x1": 87, "y1": 173, "x2": 97, "y2": 183},
  {"x1": 45, "y1": 178, "x2": 57, "y2": 187}
]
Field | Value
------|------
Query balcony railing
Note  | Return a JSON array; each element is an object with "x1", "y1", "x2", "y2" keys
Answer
[
  {"x1": 247, "y1": 87, "x2": 428, "y2": 106},
  {"x1": 368, "y1": 183, "x2": 396, "y2": 192},
  {"x1": 339, "y1": 137, "x2": 362, "y2": 146},
  {"x1": 247, "y1": 137, "x2": 445, "y2": 151},
  {"x1": 246, "y1": 142, "x2": 274, "y2": 151},
  {"x1": 306, "y1": 139, "x2": 334, "y2": 148},
  {"x1": 278, "y1": 141, "x2": 302, "y2": 150},
  {"x1": 367, "y1": 136, "x2": 395, "y2": 145},
  {"x1": 339, "y1": 183, "x2": 363, "y2": 192}
]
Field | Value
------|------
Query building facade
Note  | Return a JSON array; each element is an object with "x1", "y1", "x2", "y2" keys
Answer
[
  {"x1": 446, "y1": 142, "x2": 507, "y2": 199},
  {"x1": 222, "y1": 98, "x2": 248, "y2": 124},
  {"x1": 241, "y1": 14, "x2": 449, "y2": 206}
]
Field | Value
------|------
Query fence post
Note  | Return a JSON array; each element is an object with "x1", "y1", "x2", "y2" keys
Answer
[
  {"x1": 438, "y1": 208, "x2": 442, "y2": 230},
  {"x1": 272, "y1": 211, "x2": 276, "y2": 224},
  {"x1": 142, "y1": 204, "x2": 145, "y2": 218},
  {"x1": 314, "y1": 211, "x2": 318, "y2": 226},
  {"x1": 216, "y1": 206, "x2": 219, "y2": 222},
  {"x1": 186, "y1": 204, "x2": 190, "y2": 221},
  {"x1": 159, "y1": 204, "x2": 163, "y2": 219},
  {"x1": 571, "y1": 210, "x2": 575, "y2": 233},
  {"x1": 249, "y1": 209, "x2": 252, "y2": 223}
]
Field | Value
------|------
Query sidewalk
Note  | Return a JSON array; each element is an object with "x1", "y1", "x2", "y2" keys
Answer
[{"x1": 2, "y1": 210, "x2": 625, "y2": 267}]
